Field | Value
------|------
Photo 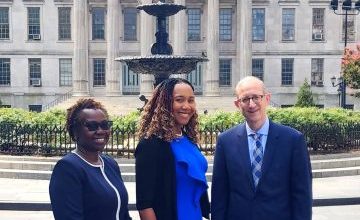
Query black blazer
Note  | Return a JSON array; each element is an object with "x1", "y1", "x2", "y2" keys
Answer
[{"x1": 135, "y1": 135, "x2": 210, "y2": 220}]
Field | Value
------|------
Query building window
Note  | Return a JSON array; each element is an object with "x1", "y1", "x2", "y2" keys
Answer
[
  {"x1": 92, "y1": 7, "x2": 105, "y2": 40},
  {"x1": 219, "y1": 8, "x2": 232, "y2": 41},
  {"x1": 59, "y1": 58, "x2": 72, "y2": 86},
  {"x1": 0, "y1": 7, "x2": 9, "y2": 39},
  {"x1": 123, "y1": 66, "x2": 138, "y2": 86},
  {"x1": 252, "y1": 8, "x2": 265, "y2": 41},
  {"x1": 281, "y1": 104, "x2": 294, "y2": 108},
  {"x1": 29, "y1": 58, "x2": 41, "y2": 86},
  {"x1": 342, "y1": 15, "x2": 355, "y2": 42},
  {"x1": 122, "y1": 64, "x2": 139, "y2": 94},
  {"x1": 312, "y1": 8, "x2": 325, "y2": 41},
  {"x1": 282, "y1": 8, "x2": 295, "y2": 41},
  {"x1": 29, "y1": 105, "x2": 42, "y2": 112},
  {"x1": 187, "y1": 8, "x2": 201, "y2": 41},
  {"x1": 124, "y1": 8, "x2": 137, "y2": 41},
  {"x1": 58, "y1": 7, "x2": 71, "y2": 40},
  {"x1": 187, "y1": 63, "x2": 202, "y2": 94},
  {"x1": 219, "y1": 59, "x2": 232, "y2": 86},
  {"x1": 252, "y1": 59, "x2": 264, "y2": 81},
  {"x1": 311, "y1": 58, "x2": 324, "y2": 87},
  {"x1": 27, "y1": 7, "x2": 41, "y2": 40},
  {"x1": 93, "y1": 58, "x2": 105, "y2": 86},
  {"x1": 0, "y1": 58, "x2": 10, "y2": 86},
  {"x1": 281, "y1": 58, "x2": 293, "y2": 86}
]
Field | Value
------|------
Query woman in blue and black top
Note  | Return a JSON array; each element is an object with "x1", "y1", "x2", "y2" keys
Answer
[
  {"x1": 49, "y1": 98, "x2": 131, "y2": 220},
  {"x1": 136, "y1": 78, "x2": 210, "y2": 220}
]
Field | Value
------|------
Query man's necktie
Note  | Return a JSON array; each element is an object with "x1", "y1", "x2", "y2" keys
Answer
[{"x1": 251, "y1": 133, "x2": 263, "y2": 188}]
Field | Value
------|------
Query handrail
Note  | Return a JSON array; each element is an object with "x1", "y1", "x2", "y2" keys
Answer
[
  {"x1": 43, "y1": 89, "x2": 73, "y2": 111},
  {"x1": 270, "y1": 100, "x2": 280, "y2": 107}
]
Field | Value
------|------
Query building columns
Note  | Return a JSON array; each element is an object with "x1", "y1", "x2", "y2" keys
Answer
[
  {"x1": 140, "y1": 0, "x2": 155, "y2": 96},
  {"x1": 236, "y1": 0, "x2": 252, "y2": 82},
  {"x1": 173, "y1": 0, "x2": 186, "y2": 79},
  {"x1": 173, "y1": 0, "x2": 186, "y2": 55},
  {"x1": 73, "y1": 0, "x2": 89, "y2": 96},
  {"x1": 106, "y1": 0, "x2": 122, "y2": 96},
  {"x1": 204, "y1": 0, "x2": 220, "y2": 96}
]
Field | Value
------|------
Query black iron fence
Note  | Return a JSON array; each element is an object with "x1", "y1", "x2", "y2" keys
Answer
[{"x1": 0, "y1": 122, "x2": 360, "y2": 158}]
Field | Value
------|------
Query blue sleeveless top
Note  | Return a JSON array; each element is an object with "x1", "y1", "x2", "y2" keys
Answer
[{"x1": 170, "y1": 136, "x2": 208, "y2": 220}]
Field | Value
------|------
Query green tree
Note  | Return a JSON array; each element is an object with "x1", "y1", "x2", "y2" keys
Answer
[{"x1": 295, "y1": 79, "x2": 316, "y2": 107}]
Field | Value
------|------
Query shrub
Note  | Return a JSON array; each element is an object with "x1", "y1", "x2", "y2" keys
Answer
[
  {"x1": 295, "y1": 79, "x2": 316, "y2": 107},
  {"x1": 0, "y1": 108, "x2": 360, "y2": 155},
  {"x1": 1, "y1": 107, "x2": 359, "y2": 128}
]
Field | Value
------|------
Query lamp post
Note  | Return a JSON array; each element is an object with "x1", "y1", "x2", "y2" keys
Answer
[
  {"x1": 331, "y1": 76, "x2": 346, "y2": 108},
  {"x1": 330, "y1": 0, "x2": 360, "y2": 108}
]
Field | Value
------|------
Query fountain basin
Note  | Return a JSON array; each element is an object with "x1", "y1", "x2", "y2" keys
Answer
[
  {"x1": 116, "y1": 55, "x2": 208, "y2": 76},
  {"x1": 137, "y1": 2, "x2": 186, "y2": 17}
]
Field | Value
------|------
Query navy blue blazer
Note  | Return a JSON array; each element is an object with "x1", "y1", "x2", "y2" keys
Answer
[
  {"x1": 211, "y1": 121, "x2": 312, "y2": 220},
  {"x1": 49, "y1": 153, "x2": 131, "y2": 220}
]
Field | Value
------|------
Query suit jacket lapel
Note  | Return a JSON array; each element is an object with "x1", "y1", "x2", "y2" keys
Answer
[
  {"x1": 236, "y1": 124, "x2": 255, "y2": 190},
  {"x1": 259, "y1": 121, "x2": 279, "y2": 187}
]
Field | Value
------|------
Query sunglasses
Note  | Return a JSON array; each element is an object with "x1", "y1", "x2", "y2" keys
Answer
[{"x1": 81, "y1": 120, "x2": 113, "y2": 131}]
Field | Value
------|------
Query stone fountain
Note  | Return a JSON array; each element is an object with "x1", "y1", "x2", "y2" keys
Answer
[{"x1": 116, "y1": 0, "x2": 208, "y2": 86}]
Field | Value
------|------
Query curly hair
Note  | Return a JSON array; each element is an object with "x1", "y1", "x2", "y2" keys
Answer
[
  {"x1": 138, "y1": 78, "x2": 199, "y2": 143},
  {"x1": 66, "y1": 98, "x2": 109, "y2": 141}
]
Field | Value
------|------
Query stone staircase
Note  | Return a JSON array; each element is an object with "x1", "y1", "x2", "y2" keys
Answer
[{"x1": 0, "y1": 153, "x2": 359, "y2": 181}]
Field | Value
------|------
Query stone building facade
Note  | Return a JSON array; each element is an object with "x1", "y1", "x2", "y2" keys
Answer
[{"x1": 0, "y1": 0, "x2": 359, "y2": 111}]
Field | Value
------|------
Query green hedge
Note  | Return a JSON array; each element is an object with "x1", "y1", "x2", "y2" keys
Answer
[
  {"x1": 1, "y1": 107, "x2": 359, "y2": 128},
  {"x1": 1, "y1": 107, "x2": 359, "y2": 155}
]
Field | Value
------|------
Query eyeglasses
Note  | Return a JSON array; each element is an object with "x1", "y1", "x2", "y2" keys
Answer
[
  {"x1": 238, "y1": 95, "x2": 265, "y2": 105},
  {"x1": 82, "y1": 120, "x2": 113, "y2": 131}
]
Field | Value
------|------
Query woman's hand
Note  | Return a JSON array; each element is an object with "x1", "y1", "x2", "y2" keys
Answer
[{"x1": 139, "y1": 208, "x2": 157, "y2": 220}]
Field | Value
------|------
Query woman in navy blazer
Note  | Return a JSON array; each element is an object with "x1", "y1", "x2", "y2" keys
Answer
[
  {"x1": 135, "y1": 78, "x2": 210, "y2": 220},
  {"x1": 49, "y1": 98, "x2": 131, "y2": 220}
]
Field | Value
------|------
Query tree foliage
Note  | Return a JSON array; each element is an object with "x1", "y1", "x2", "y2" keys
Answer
[
  {"x1": 295, "y1": 79, "x2": 316, "y2": 107},
  {"x1": 343, "y1": 44, "x2": 360, "y2": 89}
]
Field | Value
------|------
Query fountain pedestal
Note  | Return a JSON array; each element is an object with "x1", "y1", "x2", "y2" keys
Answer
[{"x1": 117, "y1": 0, "x2": 208, "y2": 87}]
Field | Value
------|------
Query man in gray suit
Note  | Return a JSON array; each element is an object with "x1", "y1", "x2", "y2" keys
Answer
[{"x1": 211, "y1": 76, "x2": 312, "y2": 220}]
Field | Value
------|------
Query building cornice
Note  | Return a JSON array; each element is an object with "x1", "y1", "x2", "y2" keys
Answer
[
  {"x1": 0, "y1": 51, "x2": 73, "y2": 56},
  {"x1": 252, "y1": 50, "x2": 343, "y2": 56},
  {"x1": 22, "y1": 0, "x2": 44, "y2": 2},
  {"x1": 186, "y1": 0, "x2": 206, "y2": 4},
  {"x1": 278, "y1": 0, "x2": 300, "y2": 6},
  {"x1": 252, "y1": 0, "x2": 270, "y2": 6},
  {"x1": 0, "y1": 0, "x2": 13, "y2": 6},
  {"x1": 308, "y1": 0, "x2": 330, "y2": 6},
  {"x1": 54, "y1": 0, "x2": 73, "y2": 4},
  {"x1": 89, "y1": 0, "x2": 107, "y2": 3}
]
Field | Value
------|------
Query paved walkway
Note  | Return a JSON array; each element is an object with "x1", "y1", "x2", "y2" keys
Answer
[
  {"x1": 1, "y1": 206, "x2": 360, "y2": 220},
  {"x1": 0, "y1": 175, "x2": 359, "y2": 219}
]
